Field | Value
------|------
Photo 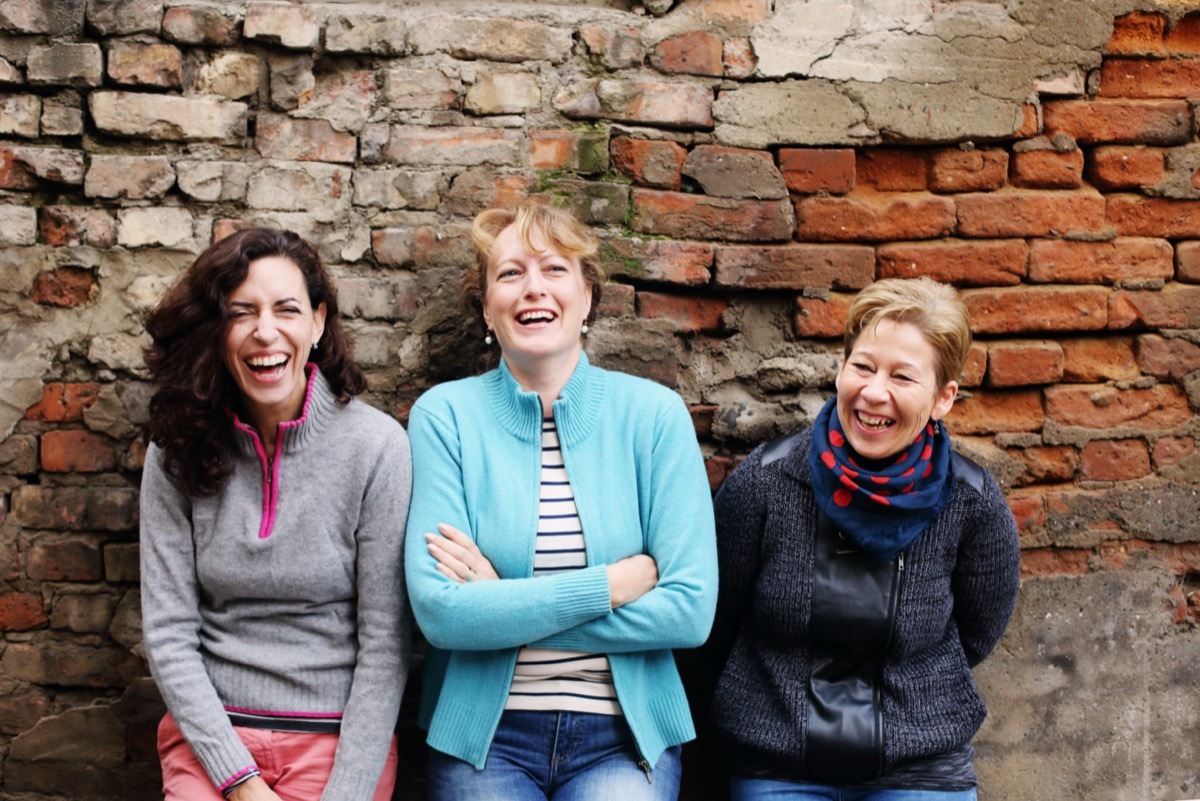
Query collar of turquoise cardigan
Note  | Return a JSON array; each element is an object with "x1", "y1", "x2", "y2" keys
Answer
[{"x1": 484, "y1": 351, "x2": 607, "y2": 447}]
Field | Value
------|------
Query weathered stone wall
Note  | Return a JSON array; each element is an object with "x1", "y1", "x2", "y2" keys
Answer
[{"x1": 0, "y1": 1, "x2": 1197, "y2": 799}]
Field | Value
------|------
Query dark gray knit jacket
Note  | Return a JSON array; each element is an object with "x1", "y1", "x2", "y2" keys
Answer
[{"x1": 701, "y1": 427, "x2": 1020, "y2": 788}]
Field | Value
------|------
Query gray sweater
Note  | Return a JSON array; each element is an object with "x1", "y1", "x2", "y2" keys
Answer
[
  {"x1": 701, "y1": 427, "x2": 1020, "y2": 788},
  {"x1": 140, "y1": 369, "x2": 412, "y2": 800}
]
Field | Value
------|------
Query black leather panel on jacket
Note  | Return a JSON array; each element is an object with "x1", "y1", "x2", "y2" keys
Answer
[{"x1": 803, "y1": 508, "x2": 899, "y2": 785}]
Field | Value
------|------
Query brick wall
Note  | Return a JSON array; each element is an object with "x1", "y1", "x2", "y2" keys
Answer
[{"x1": 0, "y1": 1, "x2": 1197, "y2": 799}]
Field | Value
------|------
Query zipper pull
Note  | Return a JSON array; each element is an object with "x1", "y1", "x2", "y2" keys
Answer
[
  {"x1": 638, "y1": 759, "x2": 653, "y2": 784},
  {"x1": 898, "y1": 552, "x2": 905, "y2": 572}
]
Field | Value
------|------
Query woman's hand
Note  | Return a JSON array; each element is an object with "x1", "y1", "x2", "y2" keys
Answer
[
  {"x1": 607, "y1": 554, "x2": 658, "y2": 608},
  {"x1": 227, "y1": 777, "x2": 282, "y2": 801},
  {"x1": 427, "y1": 523, "x2": 500, "y2": 583}
]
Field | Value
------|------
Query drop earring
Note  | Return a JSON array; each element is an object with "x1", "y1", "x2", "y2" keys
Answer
[
  {"x1": 484, "y1": 329, "x2": 493, "y2": 345},
  {"x1": 312, "y1": 339, "x2": 320, "y2": 351},
  {"x1": 580, "y1": 322, "x2": 589, "y2": 335}
]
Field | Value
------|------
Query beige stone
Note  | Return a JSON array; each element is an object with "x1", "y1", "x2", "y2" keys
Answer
[
  {"x1": 85, "y1": 156, "x2": 175, "y2": 199},
  {"x1": 244, "y1": 2, "x2": 319, "y2": 50},
  {"x1": 466, "y1": 72, "x2": 541, "y2": 115},
  {"x1": 0, "y1": 206, "x2": 37, "y2": 246},
  {"x1": 89, "y1": 91, "x2": 247, "y2": 142},
  {"x1": 0, "y1": 94, "x2": 41, "y2": 137},
  {"x1": 10, "y1": 147, "x2": 85, "y2": 184},
  {"x1": 116, "y1": 207, "x2": 195, "y2": 248},
  {"x1": 191, "y1": 52, "x2": 260, "y2": 100},
  {"x1": 85, "y1": 0, "x2": 162, "y2": 36},
  {"x1": 245, "y1": 163, "x2": 353, "y2": 222},
  {"x1": 352, "y1": 168, "x2": 443, "y2": 210},
  {"x1": 410, "y1": 16, "x2": 572, "y2": 64},
  {"x1": 383, "y1": 67, "x2": 461, "y2": 110},
  {"x1": 326, "y1": 10, "x2": 406, "y2": 54},
  {"x1": 175, "y1": 161, "x2": 250, "y2": 202},
  {"x1": 27, "y1": 43, "x2": 102, "y2": 87}
]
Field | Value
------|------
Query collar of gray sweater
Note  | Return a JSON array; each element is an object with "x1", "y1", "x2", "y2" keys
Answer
[{"x1": 229, "y1": 365, "x2": 340, "y2": 457}]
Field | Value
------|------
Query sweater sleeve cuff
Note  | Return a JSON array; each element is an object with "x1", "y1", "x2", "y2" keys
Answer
[
  {"x1": 554, "y1": 565, "x2": 613, "y2": 627},
  {"x1": 220, "y1": 767, "x2": 260, "y2": 796}
]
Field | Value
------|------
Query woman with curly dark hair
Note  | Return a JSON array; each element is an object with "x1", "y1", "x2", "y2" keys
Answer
[{"x1": 139, "y1": 227, "x2": 412, "y2": 801}]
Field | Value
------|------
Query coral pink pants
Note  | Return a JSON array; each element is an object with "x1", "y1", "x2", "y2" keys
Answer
[{"x1": 157, "y1": 713, "x2": 398, "y2": 800}]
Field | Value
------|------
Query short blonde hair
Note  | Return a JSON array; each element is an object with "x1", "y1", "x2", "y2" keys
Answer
[
  {"x1": 464, "y1": 201, "x2": 605, "y2": 324},
  {"x1": 844, "y1": 277, "x2": 971, "y2": 388}
]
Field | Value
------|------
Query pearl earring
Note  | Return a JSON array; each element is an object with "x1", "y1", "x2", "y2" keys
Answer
[
  {"x1": 484, "y1": 330, "x2": 493, "y2": 345},
  {"x1": 581, "y1": 323, "x2": 589, "y2": 335}
]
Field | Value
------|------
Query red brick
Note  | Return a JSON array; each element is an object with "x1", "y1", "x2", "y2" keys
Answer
[
  {"x1": 1010, "y1": 149, "x2": 1084, "y2": 189},
  {"x1": 610, "y1": 138, "x2": 686, "y2": 191},
  {"x1": 1045, "y1": 383, "x2": 1192, "y2": 429},
  {"x1": 162, "y1": 5, "x2": 241, "y2": 46},
  {"x1": 960, "y1": 342, "x2": 987, "y2": 387},
  {"x1": 945, "y1": 390, "x2": 1044, "y2": 435},
  {"x1": 10, "y1": 486, "x2": 138, "y2": 532},
  {"x1": 1109, "y1": 283, "x2": 1200, "y2": 328},
  {"x1": 255, "y1": 115, "x2": 356, "y2": 163},
  {"x1": 856, "y1": 149, "x2": 928, "y2": 191},
  {"x1": 106, "y1": 42, "x2": 182, "y2": 88},
  {"x1": 30, "y1": 267, "x2": 96, "y2": 307},
  {"x1": 1100, "y1": 57, "x2": 1200, "y2": 98},
  {"x1": 1007, "y1": 491, "x2": 1046, "y2": 537},
  {"x1": 530, "y1": 129, "x2": 608, "y2": 173},
  {"x1": 986, "y1": 340, "x2": 1065, "y2": 387},
  {"x1": 637, "y1": 292, "x2": 727, "y2": 333},
  {"x1": 1080, "y1": 439, "x2": 1152, "y2": 480},
  {"x1": 928, "y1": 148, "x2": 1008, "y2": 193},
  {"x1": 678, "y1": 0, "x2": 771, "y2": 24},
  {"x1": 104, "y1": 542, "x2": 139, "y2": 583},
  {"x1": 383, "y1": 126, "x2": 522, "y2": 166},
  {"x1": 1108, "y1": 195, "x2": 1200, "y2": 236},
  {"x1": 443, "y1": 170, "x2": 533, "y2": 216},
  {"x1": 1020, "y1": 548, "x2": 1090, "y2": 578},
  {"x1": 554, "y1": 79, "x2": 713, "y2": 129},
  {"x1": 957, "y1": 190, "x2": 1106, "y2": 237},
  {"x1": 124, "y1": 438, "x2": 147, "y2": 471},
  {"x1": 714, "y1": 244, "x2": 873, "y2": 290},
  {"x1": 1042, "y1": 99, "x2": 1190, "y2": 145},
  {"x1": 793, "y1": 292, "x2": 852, "y2": 339},
  {"x1": 1028, "y1": 238, "x2": 1173, "y2": 284},
  {"x1": 1107, "y1": 12, "x2": 1167, "y2": 55},
  {"x1": 690, "y1": 404, "x2": 718, "y2": 438},
  {"x1": 723, "y1": 37, "x2": 756, "y2": 79},
  {"x1": 1152, "y1": 436, "x2": 1194, "y2": 468},
  {"x1": 1060, "y1": 337, "x2": 1140, "y2": 382},
  {"x1": 0, "y1": 592, "x2": 47, "y2": 632},
  {"x1": 962, "y1": 286, "x2": 1109, "y2": 334},
  {"x1": 778, "y1": 148, "x2": 855, "y2": 195},
  {"x1": 594, "y1": 281, "x2": 634, "y2": 318},
  {"x1": 1088, "y1": 145, "x2": 1166, "y2": 190},
  {"x1": 1135, "y1": 333, "x2": 1200, "y2": 379},
  {"x1": 1176, "y1": 240, "x2": 1200, "y2": 283},
  {"x1": 796, "y1": 192, "x2": 955, "y2": 242},
  {"x1": 1017, "y1": 103, "x2": 1040, "y2": 138},
  {"x1": 705, "y1": 456, "x2": 735, "y2": 493},
  {"x1": 632, "y1": 188, "x2": 793, "y2": 242},
  {"x1": 1008, "y1": 445, "x2": 1079, "y2": 486},
  {"x1": 1, "y1": 641, "x2": 145, "y2": 688},
  {"x1": 40, "y1": 430, "x2": 116, "y2": 473},
  {"x1": 0, "y1": 147, "x2": 38, "y2": 189},
  {"x1": 599, "y1": 237, "x2": 714, "y2": 286},
  {"x1": 371, "y1": 224, "x2": 474, "y2": 269},
  {"x1": 876, "y1": 240, "x2": 1026, "y2": 286},
  {"x1": 1166, "y1": 13, "x2": 1200, "y2": 54},
  {"x1": 26, "y1": 538, "x2": 104, "y2": 581},
  {"x1": 38, "y1": 205, "x2": 117, "y2": 247},
  {"x1": 650, "y1": 30, "x2": 724, "y2": 77},
  {"x1": 25, "y1": 382, "x2": 99, "y2": 422},
  {"x1": 50, "y1": 592, "x2": 117, "y2": 632}
]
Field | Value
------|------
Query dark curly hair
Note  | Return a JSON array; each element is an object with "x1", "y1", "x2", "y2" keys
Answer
[{"x1": 144, "y1": 227, "x2": 365, "y2": 497}]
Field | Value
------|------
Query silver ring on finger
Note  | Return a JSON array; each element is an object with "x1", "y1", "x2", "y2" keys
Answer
[{"x1": 465, "y1": 568, "x2": 475, "y2": 582}]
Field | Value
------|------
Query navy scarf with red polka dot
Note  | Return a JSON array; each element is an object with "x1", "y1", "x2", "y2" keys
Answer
[{"x1": 806, "y1": 396, "x2": 954, "y2": 562}]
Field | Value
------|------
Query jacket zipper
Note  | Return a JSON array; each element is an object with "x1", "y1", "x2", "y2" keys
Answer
[{"x1": 877, "y1": 550, "x2": 906, "y2": 774}]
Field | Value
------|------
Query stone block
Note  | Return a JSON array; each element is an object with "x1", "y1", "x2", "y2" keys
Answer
[
  {"x1": 962, "y1": 286, "x2": 1109, "y2": 334},
  {"x1": 294, "y1": 68, "x2": 374, "y2": 133},
  {"x1": 876, "y1": 240, "x2": 1028, "y2": 286},
  {"x1": 651, "y1": 30, "x2": 723, "y2": 77},
  {"x1": 713, "y1": 80, "x2": 867, "y2": 149},
  {"x1": 928, "y1": 149, "x2": 1009, "y2": 193},
  {"x1": 0, "y1": 433, "x2": 37, "y2": 475},
  {"x1": 255, "y1": 114, "x2": 356, "y2": 163},
  {"x1": 723, "y1": 36, "x2": 757, "y2": 79},
  {"x1": 6, "y1": 146, "x2": 84, "y2": 184},
  {"x1": 0, "y1": 57, "x2": 21, "y2": 84},
  {"x1": 40, "y1": 93, "x2": 84, "y2": 136},
  {"x1": 532, "y1": 179, "x2": 629, "y2": 227},
  {"x1": 530, "y1": 129, "x2": 609, "y2": 174},
  {"x1": 352, "y1": 168, "x2": 442, "y2": 210},
  {"x1": 40, "y1": 206, "x2": 118, "y2": 247},
  {"x1": 1028, "y1": 238, "x2": 1172, "y2": 284},
  {"x1": 326, "y1": 10, "x2": 405, "y2": 54},
  {"x1": 104, "y1": 542, "x2": 139, "y2": 583},
  {"x1": 410, "y1": 16, "x2": 572, "y2": 63},
  {"x1": 383, "y1": 66, "x2": 460, "y2": 110},
  {"x1": 2, "y1": 641, "x2": 144, "y2": 688},
  {"x1": 86, "y1": 0, "x2": 161, "y2": 35},
  {"x1": 383, "y1": 125, "x2": 522, "y2": 167},
  {"x1": 190, "y1": 51, "x2": 259, "y2": 100},
  {"x1": 12, "y1": 486, "x2": 137, "y2": 531},
  {"x1": 554, "y1": 78, "x2": 713, "y2": 130},
  {"x1": 715, "y1": 244, "x2": 873, "y2": 289},
  {"x1": 682, "y1": 144, "x2": 787, "y2": 199},
  {"x1": 90, "y1": 91, "x2": 247, "y2": 142},
  {"x1": 27, "y1": 43, "x2": 102, "y2": 87},
  {"x1": 336, "y1": 274, "x2": 421, "y2": 322},
  {"x1": 106, "y1": 42, "x2": 180, "y2": 88},
  {"x1": 442, "y1": 169, "x2": 532, "y2": 216},
  {"x1": 27, "y1": 537, "x2": 104, "y2": 581},
  {"x1": 1, "y1": 93, "x2": 42, "y2": 137},
  {"x1": 162, "y1": 4, "x2": 239, "y2": 45},
  {"x1": 371, "y1": 223, "x2": 473, "y2": 268},
  {"x1": 244, "y1": 1, "x2": 318, "y2": 49},
  {"x1": 85, "y1": 155, "x2": 175, "y2": 200},
  {"x1": 600, "y1": 237, "x2": 713, "y2": 286},
  {"x1": 245, "y1": 163, "x2": 352, "y2": 221},
  {"x1": 175, "y1": 160, "x2": 250, "y2": 202},
  {"x1": 611, "y1": 137, "x2": 685, "y2": 190},
  {"x1": 0, "y1": 0, "x2": 85, "y2": 35},
  {"x1": 50, "y1": 592, "x2": 117, "y2": 632},
  {"x1": 579, "y1": 24, "x2": 643, "y2": 70},
  {"x1": 778, "y1": 148, "x2": 855, "y2": 194},
  {"x1": 117, "y1": 207, "x2": 195, "y2": 249},
  {"x1": 632, "y1": 188, "x2": 793, "y2": 242},
  {"x1": 0, "y1": 204, "x2": 37, "y2": 245},
  {"x1": 31, "y1": 267, "x2": 96, "y2": 306},
  {"x1": 466, "y1": 72, "x2": 541, "y2": 115},
  {"x1": 266, "y1": 53, "x2": 313, "y2": 111}
]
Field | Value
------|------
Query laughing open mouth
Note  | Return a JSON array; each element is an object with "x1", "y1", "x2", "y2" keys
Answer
[
  {"x1": 517, "y1": 310, "x2": 556, "y2": 324},
  {"x1": 247, "y1": 354, "x2": 288, "y2": 374},
  {"x1": 856, "y1": 411, "x2": 894, "y2": 431}
]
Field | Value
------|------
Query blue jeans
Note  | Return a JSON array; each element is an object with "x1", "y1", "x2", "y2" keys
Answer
[
  {"x1": 426, "y1": 710, "x2": 682, "y2": 801},
  {"x1": 731, "y1": 775, "x2": 978, "y2": 801}
]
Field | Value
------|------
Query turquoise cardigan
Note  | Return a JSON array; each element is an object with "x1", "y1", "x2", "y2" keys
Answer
[{"x1": 405, "y1": 352, "x2": 718, "y2": 770}]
